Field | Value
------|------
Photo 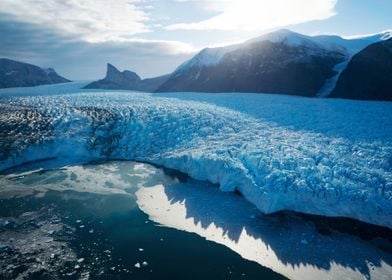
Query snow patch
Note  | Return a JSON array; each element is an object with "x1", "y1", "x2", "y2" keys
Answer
[{"x1": 316, "y1": 60, "x2": 350, "y2": 97}]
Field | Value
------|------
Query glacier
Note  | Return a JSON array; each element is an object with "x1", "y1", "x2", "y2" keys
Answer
[{"x1": 0, "y1": 83, "x2": 391, "y2": 229}]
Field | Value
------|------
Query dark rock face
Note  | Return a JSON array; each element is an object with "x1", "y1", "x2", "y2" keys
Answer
[
  {"x1": 85, "y1": 63, "x2": 141, "y2": 90},
  {"x1": 156, "y1": 40, "x2": 346, "y2": 96},
  {"x1": 140, "y1": 74, "x2": 171, "y2": 92},
  {"x1": 84, "y1": 63, "x2": 169, "y2": 92},
  {"x1": 330, "y1": 39, "x2": 392, "y2": 101},
  {"x1": 0, "y1": 59, "x2": 70, "y2": 88},
  {"x1": 43, "y1": 68, "x2": 70, "y2": 84}
]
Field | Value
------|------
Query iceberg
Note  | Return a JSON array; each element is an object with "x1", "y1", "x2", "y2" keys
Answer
[{"x1": 0, "y1": 84, "x2": 391, "y2": 228}]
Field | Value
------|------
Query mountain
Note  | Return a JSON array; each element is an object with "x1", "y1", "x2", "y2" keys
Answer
[
  {"x1": 156, "y1": 29, "x2": 391, "y2": 97},
  {"x1": 84, "y1": 63, "x2": 169, "y2": 92},
  {"x1": 330, "y1": 38, "x2": 392, "y2": 101},
  {"x1": 0, "y1": 58, "x2": 70, "y2": 88}
]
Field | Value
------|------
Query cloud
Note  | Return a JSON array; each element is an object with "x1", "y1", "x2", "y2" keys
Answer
[
  {"x1": 0, "y1": 15, "x2": 196, "y2": 79},
  {"x1": 0, "y1": 0, "x2": 151, "y2": 42},
  {"x1": 166, "y1": 0, "x2": 338, "y2": 32}
]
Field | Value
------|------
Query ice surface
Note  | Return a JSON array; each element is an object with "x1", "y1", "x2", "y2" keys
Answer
[
  {"x1": 0, "y1": 81, "x2": 89, "y2": 97},
  {"x1": 0, "y1": 161, "x2": 177, "y2": 198},
  {"x1": 0, "y1": 85, "x2": 391, "y2": 228}
]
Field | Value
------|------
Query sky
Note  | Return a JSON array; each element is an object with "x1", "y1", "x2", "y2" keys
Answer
[{"x1": 0, "y1": 0, "x2": 391, "y2": 80}]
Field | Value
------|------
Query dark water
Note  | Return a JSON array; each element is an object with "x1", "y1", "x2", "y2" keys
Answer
[
  {"x1": 1, "y1": 161, "x2": 392, "y2": 280},
  {"x1": 0, "y1": 165, "x2": 286, "y2": 280}
]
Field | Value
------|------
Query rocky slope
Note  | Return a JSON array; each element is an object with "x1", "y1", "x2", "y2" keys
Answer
[
  {"x1": 330, "y1": 38, "x2": 392, "y2": 101},
  {"x1": 84, "y1": 63, "x2": 169, "y2": 92},
  {"x1": 156, "y1": 29, "x2": 391, "y2": 98},
  {"x1": 0, "y1": 58, "x2": 70, "y2": 88},
  {"x1": 157, "y1": 39, "x2": 346, "y2": 96}
]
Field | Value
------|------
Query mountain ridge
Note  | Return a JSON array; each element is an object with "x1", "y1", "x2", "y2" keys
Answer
[
  {"x1": 155, "y1": 29, "x2": 392, "y2": 98},
  {"x1": 84, "y1": 63, "x2": 169, "y2": 92},
  {"x1": 0, "y1": 58, "x2": 70, "y2": 89},
  {"x1": 73, "y1": 29, "x2": 392, "y2": 100}
]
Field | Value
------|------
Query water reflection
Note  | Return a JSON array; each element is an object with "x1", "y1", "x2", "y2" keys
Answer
[{"x1": 137, "y1": 181, "x2": 392, "y2": 280}]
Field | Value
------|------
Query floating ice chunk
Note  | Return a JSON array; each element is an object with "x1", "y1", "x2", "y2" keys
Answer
[
  {"x1": 77, "y1": 258, "x2": 84, "y2": 263},
  {"x1": 142, "y1": 261, "x2": 148, "y2": 267},
  {"x1": 138, "y1": 248, "x2": 144, "y2": 252},
  {"x1": 134, "y1": 262, "x2": 141, "y2": 268},
  {"x1": 0, "y1": 219, "x2": 10, "y2": 227}
]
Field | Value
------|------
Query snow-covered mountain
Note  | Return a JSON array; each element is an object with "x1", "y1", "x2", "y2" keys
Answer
[
  {"x1": 156, "y1": 29, "x2": 392, "y2": 98},
  {"x1": 0, "y1": 58, "x2": 70, "y2": 88},
  {"x1": 175, "y1": 29, "x2": 392, "y2": 72}
]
